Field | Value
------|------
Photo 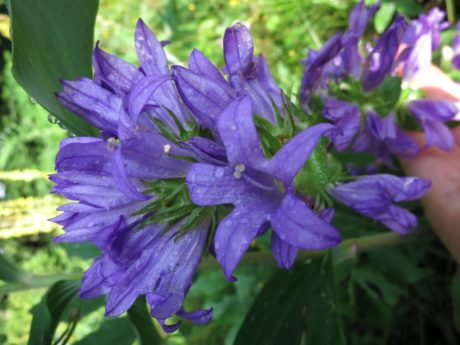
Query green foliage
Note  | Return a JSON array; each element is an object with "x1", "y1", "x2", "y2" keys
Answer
[
  {"x1": 73, "y1": 318, "x2": 136, "y2": 345},
  {"x1": 0, "y1": 251, "x2": 28, "y2": 283},
  {"x1": 27, "y1": 280, "x2": 80, "y2": 345},
  {"x1": 8, "y1": 0, "x2": 98, "y2": 136},
  {"x1": 234, "y1": 257, "x2": 345, "y2": 345},
  {"x1": 127, "y1": 297, "x2": 162, "y2": 345}
]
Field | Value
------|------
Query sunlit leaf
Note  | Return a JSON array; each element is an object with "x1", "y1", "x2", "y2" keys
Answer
[{"x1": 8, "y1": 0, "x2": 99, "y2": 136}]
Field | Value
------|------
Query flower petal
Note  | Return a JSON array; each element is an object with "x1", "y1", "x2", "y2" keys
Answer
[
  {"x1": 135, "y1": 19, "x2": 169, "y2": 75},
  {"x1": 217, "y1": 96, "x2": 266, "y2": 168},
  {"x1": 188, "y1": 49, "x2": 227, "y2": 87},
  {"x1": 271, "y1": 232, "x2": 298, "y2": 270},
  {"x1": 223, "y1": 23, "x2": 254, "y2": 75},
  {"x1": 172, "y1": 66, "x2": 235, "y2": 129},
  {"x1": 215, "y1": 202, "x2": 274, "y2": 280},
  {"x1": 93, "y1": 43, "x2": 143, "y2": 95},
  {"x1": 186, "y1": 163, "x2": 257, "y2": 206},
  {"x1": 271, "y1": 193, "x2": 341, "y2": 250},
  {"x1": 265, "y1": 123, "x2": 336, "y2": 185}
]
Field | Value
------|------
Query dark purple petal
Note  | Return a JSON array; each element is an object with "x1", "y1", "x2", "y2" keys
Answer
[
  {"x1": 176, "y1": 308, "x2": 213, "y2": 325},
  {"x1": 93, "y1": 43, "x2": 143, "y2": 95},
  {"x1": 323, "y1": 98, "x2": 361, "y2": 151},
  {"x1": 215, "y1": 202, "x2": 275, "y2": 280},
  {"x1": 362, "y1": 15, "x2": 405, "y2": 91},
  {"x1": 271, "y1": 193, "x2": 341, "y2": 250},
  {"x1": 217, "y1": 96, "x2": 267, "y2": 168},
  {"x1": 102, "y1": 221, "x2": 208, "y2": 319},
  {"x1": 271, "y1": 232, "x2": 298, "y2": 270},
  {"x1": 172, "y1": 66, "x2": 235, "y2": 129},
  {"x1": 265, "y1": 123, "x2": 336, "y2": 185},
  {"x1": 187, "y1": 137, "x2": 227, "y2": 164},
  {"x1": 134, "y1": 19, "x2": 169, "y2": 76},
  {"x1": 299, "y1": 33, "x2": 343, "y2": 106},
  {"x1": 223, "y1": 23, "x2": 254, "y2": 76}
]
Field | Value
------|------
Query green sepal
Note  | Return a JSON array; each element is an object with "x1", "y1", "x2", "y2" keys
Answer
[{"x1": 294, "y1": 140, "x2": 342, "y2": 200}]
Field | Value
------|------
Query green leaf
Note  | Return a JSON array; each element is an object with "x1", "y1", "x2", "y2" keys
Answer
[
  {"x1": 27, "y1": 280, "x2": 80, "y2": 345},
  {"x1": 73, "y1": 318, "x2": 136, "y2": 345},
  {"x1": 451, "y1": 269, "x2": 460, "y2": 332},
  {"x1": 234, "y1": 257, "x2": 345, "y2": 345},
  {"x1": 127, "y1": 296, "x2": 162, "y2": 345},
  {"x1": 373, "y1": 2, "x2": 396, "y2": 34},
  {"x1": 0, "y1": 252, "x2": 30, "y2": 283},
  {"x1": 8, "y1": 0, "x2": 99, "y2": 136}
]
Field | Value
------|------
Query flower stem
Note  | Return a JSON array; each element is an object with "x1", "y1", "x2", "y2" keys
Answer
[
  {"x1": 0, "y1": 230, "x2": 431, "y2": 294},
  {"x1": 447, "y1": 0, "x2": 456, "y2": 24}
]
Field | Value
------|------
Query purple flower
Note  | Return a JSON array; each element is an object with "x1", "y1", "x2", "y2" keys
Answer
[
  {"x1": 52, "y1": 20, "x2": 217, "y2": 331},
  {"x1": 407, "y1": 99, "x2": 458, "y2": 151},
  {"x1": 329, "y1": 174, "x2": 431, "y2": 234},
  {"x1": 352, "y1": 111, "x2": 419, "y2": 167},
  {"x1": 173, "y1": 23, "x2": 282, "y2": 130},
  {"x1": 50, "y1": 135, "x2": 210, "y2": 331},
  {"x1": 186, "y1": 96, "x2": 341, "y2": 278},
  {"x1": 452, "y1": 23, "x2": 460, "y2": 70},
  {"x1": 341, "y1": 0, "x2": 379, "y2": 77},
  {"x1": 57, "y1": 19, "x2": 190, "y2": 139},
  {"x1": 362, "y1": 15, "x2": 406, "y2": 91},
  {"x1": 402, "y1": 8, "x2": 449, "y2": 79},
  {"x1": 323, "y1": 97, "x2": 361, "y2": 151},
  {"x1": 299, "y1": 33, "x2": 343, "y2": 107}
]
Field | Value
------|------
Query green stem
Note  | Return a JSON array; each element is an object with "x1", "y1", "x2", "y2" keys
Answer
[
  {"x1": 447, "y1": 0, "x2": 456, "y2": 24},
  {"x1": 0, "y1": 230, "x2": 431, "y2": 294}
]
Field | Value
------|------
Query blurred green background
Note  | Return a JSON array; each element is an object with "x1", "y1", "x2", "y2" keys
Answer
[{"x1": 1, "y1": 0, "x2": 459, "y2": 344}]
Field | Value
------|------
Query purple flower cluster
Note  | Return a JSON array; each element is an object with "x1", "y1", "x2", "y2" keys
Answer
[
  {"x1": 51, "y1": 14, "x2": 431, "y2": 332},
  {"x1": 300, "y1": 1, "x2": 458, "y2": 156}
]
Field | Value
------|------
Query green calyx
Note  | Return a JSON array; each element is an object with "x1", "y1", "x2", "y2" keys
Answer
[
  {"x1": 134, "y1": 178, "x2": 216, "y2": 237},
  {"x1": 294, "y1": 141, "x2": 342, "y2": 206},
  {"x1": 328, "y1": 76, "x2": 403, "y2": 118}
]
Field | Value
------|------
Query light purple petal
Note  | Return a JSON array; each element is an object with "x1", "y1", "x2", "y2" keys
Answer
[{"x1": 134, "y1": 19, "x2": 169, "y2": 76}]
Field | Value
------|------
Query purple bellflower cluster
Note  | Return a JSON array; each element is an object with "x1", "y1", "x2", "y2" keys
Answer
[
  {"x1": 51, "y1": 10, "x2": 432, "y2": 331},
  {"x1": 300, "y1": 1, "x2": 458, "y2": 159}
]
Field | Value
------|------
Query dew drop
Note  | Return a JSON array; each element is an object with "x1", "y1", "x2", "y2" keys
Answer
[
  {"x1": 47, "y1": 114, "x2": 59, "y2": 124},
  {"x1": 30, "y1": 97, "x2": 37, "y2": 104},
  {"x1": 214, "y1": 167, "x2": 224, "y2": 178}
]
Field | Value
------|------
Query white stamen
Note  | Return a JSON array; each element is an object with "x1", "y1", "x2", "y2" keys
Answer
[
  {"x1": 233, "y1": 163, "x2": 246, "y2": 179},
  {"x1": 163, "y1": 144, "x2": 172, "y2": 154},
  {"x1": 106, "y1": 137, "x2": 119, "y2": 151}
]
